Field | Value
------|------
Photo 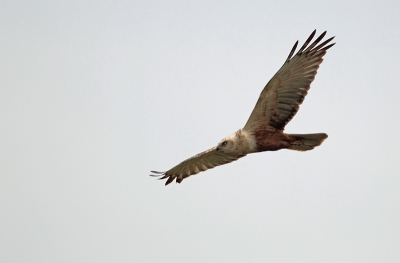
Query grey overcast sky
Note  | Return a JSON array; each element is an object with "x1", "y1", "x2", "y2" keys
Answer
[{"x1": 1, "y1": 0, "x2": 400, "y2": 262}]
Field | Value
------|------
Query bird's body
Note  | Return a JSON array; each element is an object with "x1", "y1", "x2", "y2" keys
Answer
[{"x1": 151, "y1": 30, "x2": 334, "y2": 185}]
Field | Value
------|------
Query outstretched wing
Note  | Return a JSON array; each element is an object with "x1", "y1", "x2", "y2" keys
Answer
[
  {"x1": 243, "y1": 30, "x2": 335, "y2": 131},
  {"x1": 150, "y1": 147, "x2": 246, "y2": 185}
]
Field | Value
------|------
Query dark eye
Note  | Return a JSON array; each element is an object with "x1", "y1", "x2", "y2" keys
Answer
[{"x1": 222, "y1": 141, "x2": 228, "y2": 146}]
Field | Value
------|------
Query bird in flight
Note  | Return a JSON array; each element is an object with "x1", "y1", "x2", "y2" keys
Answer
[{"x1": 151, "y1": 30, "x2": 335, "y2": 185}]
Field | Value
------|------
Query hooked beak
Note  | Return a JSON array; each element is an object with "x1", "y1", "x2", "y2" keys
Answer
[{"x1": 216, "y1": 147, "x2": 221, "y2": 151}]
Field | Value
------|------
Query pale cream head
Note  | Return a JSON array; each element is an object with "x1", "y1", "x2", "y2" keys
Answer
[{"x1": 216, "y1": 132, "x2": 237, "y2": 153}]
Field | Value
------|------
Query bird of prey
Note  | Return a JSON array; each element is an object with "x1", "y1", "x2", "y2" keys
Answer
[{"x1": 151, "y1": 30, "x2": 334, "y2": 185}]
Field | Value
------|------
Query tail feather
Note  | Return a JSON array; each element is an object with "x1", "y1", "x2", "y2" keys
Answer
[{"x1": 288, "y1": 133, "x2": 328, "y2": 151}]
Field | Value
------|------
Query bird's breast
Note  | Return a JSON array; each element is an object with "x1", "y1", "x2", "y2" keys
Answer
[{"x1": 239, "y1": 129, "x2": 257, "y2": 153}]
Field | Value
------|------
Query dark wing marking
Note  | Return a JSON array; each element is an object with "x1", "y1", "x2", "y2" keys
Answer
[{"x1": 243, "y1": 30, "x2": 335, "y2": 131}]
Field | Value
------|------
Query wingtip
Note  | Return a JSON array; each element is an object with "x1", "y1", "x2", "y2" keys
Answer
[
  {"x1": 296, "y1": 30, "x2": 316, "y2": 55},
  {"x1": 165, "y1": 176, "x2": 175, "y2": 185},
  {"x1": 286, "y1": 40, "x2": 299, "y2": 62},
  {"x1": 319, "y1": 43, "x2": 336, "y2": 52},
  {"x1": 150, "y1": 170, "x2": 165, "y2": 177}
]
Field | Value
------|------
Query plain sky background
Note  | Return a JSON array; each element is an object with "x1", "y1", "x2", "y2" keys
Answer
[{"x1": 1, "y1": 0, "x2": 400, "y2": 262}]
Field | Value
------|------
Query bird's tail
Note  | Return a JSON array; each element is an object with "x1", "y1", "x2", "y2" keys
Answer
[{"x1": 287, "y1": 133, "x2": 328, "y2": 151}]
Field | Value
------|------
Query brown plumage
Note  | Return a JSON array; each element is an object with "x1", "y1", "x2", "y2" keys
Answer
[{"x1": 151, "y1": 30, "x2": 334, "y2": 185}]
